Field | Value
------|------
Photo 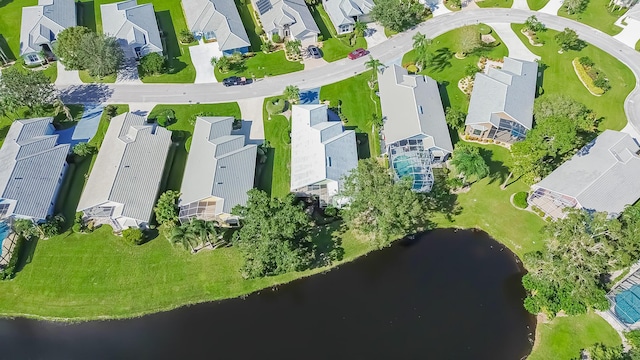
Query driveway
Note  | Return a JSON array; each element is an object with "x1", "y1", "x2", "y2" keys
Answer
[
  {"x1": 302, "y1": 48, "x2": 329, "y2": 70},
  {"x1": 236, "y1": 97, "x2": 265, "y2": 144},
  {"x1": 190, "y1": 41, "x2": 222, "y2": 84},
  {"x1": 613, "y1": 19, "x2": 640, "y2": 49},
  {"x1": 423, "y1": 0, "x2": 452, "y2": 16},
  {"x1": 364, "y1": 23, "x2": 387, "y2": 47},
  {"x1": 488, "y1": 22, "x2": 540, "y2": 62},
  {"x1": 54, "y1": 104, "x2": 104, "y2": 146},
  {"x1": 55, "y1": 61, "x2": 82, "y2": 86},
  {"x1": 539, "y1": 0, "x2": 563, "y2": 15},
  {"x1": 116, "y1": 58, "x2": 142, "y2": 84},
  {"x1": 511, "y1": 0, "x2": 529, "y2": 10}
]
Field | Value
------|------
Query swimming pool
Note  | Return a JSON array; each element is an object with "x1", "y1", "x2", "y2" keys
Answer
[
  {"x1": 392, "y1": 155, "x2": 428, "y2": 191},
  {"x1": 614, "y1": 285, "x2": 640, "y2": 324},
  {"x1": 0, "y1": 222, "x2": 9, "y2": 256}
]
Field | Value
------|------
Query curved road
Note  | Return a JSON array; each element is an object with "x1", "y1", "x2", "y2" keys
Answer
[{"x1": 59, "y1": 8, "x2": 640, "y2": 133}]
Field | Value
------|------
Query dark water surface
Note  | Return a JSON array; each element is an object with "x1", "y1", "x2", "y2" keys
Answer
[{"x1": 0, "y1": 229, "x2": 535, "y2": 360}]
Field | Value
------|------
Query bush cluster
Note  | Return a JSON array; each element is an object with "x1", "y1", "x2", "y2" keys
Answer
[{"x1": 513, "y1": 192, "x2": 528, "y2": 209}]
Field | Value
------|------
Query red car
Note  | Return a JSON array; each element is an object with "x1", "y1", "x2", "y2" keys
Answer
[{"x1": 348, "y1": 48, "x2": 369, "y2": 60}]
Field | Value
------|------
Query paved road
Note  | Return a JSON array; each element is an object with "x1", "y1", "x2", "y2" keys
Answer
[{"x1": 58, "y1": 8, "x2": 640, "y2": 133}]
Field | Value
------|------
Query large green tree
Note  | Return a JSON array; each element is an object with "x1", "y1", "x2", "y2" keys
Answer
[
  {"x1": 555, "y1": 28, "x2": 584, "y2": 51},
  {"x1": 55, "y1": 26, "x2": 92, "y2": 70},
  {"x1": 371, "y1": 0, "x2": 427, "y2": 32},
  {"x1": 521, "y1": 207, "x2": 640, "y2": 316},
  {"x1": 339, "y1": 158, "x2": 431, "y2": 248},
  {"x1": 78, "y1": 33, "x2": 124, "y2": 78},
  {"x1": 412, "y1": 32, "x2": 433, "y2": 70},
  {"x1": 139, "y1": 52, "x2": 165, "y2": 76},
  {"x1": 450, "y1": 144, "x2": 489, "y2": 184},
  {"x1": 0, "y1": 68, "x2": 55, "y2": 113},
  {"x1": 232, "y1": 189, "x2": 323, "y2": 279},
  {"x1": 154, "y1": 190, "x2": 181, "y2": 227}
]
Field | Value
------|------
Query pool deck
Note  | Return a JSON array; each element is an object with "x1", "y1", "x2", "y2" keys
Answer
[{"x1": 0, "y1": 232, "x2": 17, "y2": 267}]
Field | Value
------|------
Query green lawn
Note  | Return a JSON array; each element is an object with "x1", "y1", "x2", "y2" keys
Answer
[
  {"x1": 310, "y1": 5, "x2": 367, "y2": 62},
  {"x1": 558, "y1": 0, "x2": 626, "y2": 36},
  {"x1": 319, "y1": 71, "x2": 382, "y2": 157},
  {"x1": 214, "y1": 51, "x2": 304, "y2": 81},
  {"x1": 434, "y1": 143, "x2": 546, "y2": 257},
  {"x1": 512, "y1": 24, "x2": 635, "y2": 130},
  {"x1": 476, "y1": 0, "x2": 514, "y2": 7},
  {"x1": 234, "y1": 0, "x2": 263, "y2": 50},
  {"x1": 79, "y1": 70, "x2": 116, "y2": 83},
  {"x1": 527, "y1": 0, "x2": 550, "y2": 10},
  {"x1": 0, "y1": 0, "x2": 36, "y2": 58},
  {"x1": 403, "y1": 24, "x2": 509, "y2": 112},
  {"x1": 528, "y1": 313, "x2": 622, "y2": 360},
  {"x1": 259, "y1": 101, "x2": 292, "y2": 198}
]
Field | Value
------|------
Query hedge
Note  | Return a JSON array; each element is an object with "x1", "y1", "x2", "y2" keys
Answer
[
  {"x1": 572, "y1": 58, "x2": 605, "y2": 96},
  {"x1": 513, "y1": 192, "x2": 528, "y2": 209}
]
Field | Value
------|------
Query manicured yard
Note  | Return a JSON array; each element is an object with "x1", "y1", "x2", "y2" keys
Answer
[
  {"x1": 73, "y1": 0, "x2": 196, "y2": 83},
  {"x1": 528, "y1": 313, "x2": 622, "y2": 360},
  {"x1": 148, "y1": 103, "x2": 241, "y2": 191},
  {"x1": 512, "y1": 24, "x2": 635, "y2": 130},
  {"x1": 527, "y1": 0, "x2": 550, "y2": 10},
  {"x1": 310, "y1": 5, "x2": 367, "y2": 63},
  {"x1": 79, "y1": 70, "x2": 116, "y2": 83},
  {"x1": 476, "y1": 0, "x2": 514, "y2": 7},
  {"x1": 319, "y1": 71, "x2": 382, "y2": 157},
  {"x1": 403, "y1": 24, "x2": 509, "y2": 112},
  {"x1": 558, "y1": 0, "x2": 626, "y2": 36},
  {"x1": 434, "y1": 143, "x2": 546, "y2": 257},
  {"x1": 214, "y1": 51, "x2": 304, "y2": 81},
  {"x1": 259, "y1": 101, "x2": 292, "y2": 198},
  {"x1": 0, "y1": 0, "x2": 36, "y2": 57}
]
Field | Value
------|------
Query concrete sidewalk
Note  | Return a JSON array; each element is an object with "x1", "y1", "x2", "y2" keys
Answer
[
  {"x1": 538, "y1": 0, "x2": 562, "y2": 15},
  {"x1": 488, "y1": 23, "x2": 540, "y2": 62}
]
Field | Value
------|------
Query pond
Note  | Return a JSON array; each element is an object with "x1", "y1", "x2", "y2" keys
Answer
[{"x1": 0, "y1": 229, "x2": 535, "y2": 359}]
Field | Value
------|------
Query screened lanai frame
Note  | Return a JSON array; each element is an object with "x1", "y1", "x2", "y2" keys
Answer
[
  {"x1": 607, "y1": 268, "x2": 640, "y2": 330},
  {"x1": 528, "y1": 187, "x2": 579, "y2": 220},
  {"x1": 178, "y1": 199, "x2": 219, "y2": 223},
  {"x1": 387, "y1": 138, "x2": 434, "y2": 193},
  {"x1": 487, "y1": 119, "x2": 528, "y2": 144}
]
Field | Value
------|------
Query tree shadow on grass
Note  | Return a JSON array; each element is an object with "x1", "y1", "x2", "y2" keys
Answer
[
  {"x1": 156, "y1": 10, "x2": 187, "y2": 75},
  {"x1": 309, "y1": 223, "x2": 344, "y2": 269},
  {"x1": 0, "y1": 34, "x2": 15, "y2": 61},
  {"x1": 15, "y1": 238, "x2": 39, "y2": 274},
  {"x1": 77, "y1": 1, "x2": 96, "y2": 32},
  {"x1": 427, "y1": 48, "x2": 453, "y2": 73},
  {"x1": 535, "y1": 60, "x2": 548, "y2": 96},
  {"x1": 479, "y1": 147, "x2": 510, "y2": 185},
  {"x1": 0, "y1": 0, "x2": 14, "y2": 9},
  {"x1": 255, "y1": 147, "x2": 275, "y2": 196}
]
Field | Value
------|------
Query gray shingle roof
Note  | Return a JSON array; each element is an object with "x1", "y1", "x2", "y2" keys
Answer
[
  {"x1": 533, "y1": 130, "x2": 640, "y2": 216},
  {"x1": 465, "y1": 57, "x2": 538, "y2": 130},
  {"x1": 179, "y1": 117, "x2": 257, "y2": 214},
  {"x1": 290, "y1": 105, "x2": 358, "y2": 191},
  {"x1": 0, "y1": 117, "x2": 69, "y2": 221},
  {"x1": 379, "y1": 64, "x2": 453, "y2": 154},
  {"x1": 77, "y1": 113, "x2": 172, "y2": 225},
  {"x1": 101, "y1": 0, "x2": 163, "y2": 57},
  {"x1": 20, "y1": 0, "x2": 76, "y2": 55},
  {"x1": 322, "y1": 0, "x2": 373, "y2": 30},
  {"x1": 182, "y1": 0, "x2": 251, "y2": 52},
  {"x1": 252, "y1": 0, "x2": 319, "y2": 39}
]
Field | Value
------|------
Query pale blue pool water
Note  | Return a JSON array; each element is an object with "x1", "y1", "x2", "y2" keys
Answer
[
  {"x1": 615, "y1": 285, "x2": 640, "y2": 324},
  {"x1": 0, "y1": 222, "x2": 9, "y2": 256}
]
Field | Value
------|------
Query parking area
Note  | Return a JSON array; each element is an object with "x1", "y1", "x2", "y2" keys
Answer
[{"x1": 189, "y1": 41, "x2": 223, "y2": 83}]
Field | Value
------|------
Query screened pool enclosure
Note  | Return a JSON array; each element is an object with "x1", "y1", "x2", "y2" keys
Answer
[
  {"x1": 607, "y1": 268, "x2": 640, "y2": 329},
  {"x1": 388, "y1": 138, "x2": 434, "y2": 192}
]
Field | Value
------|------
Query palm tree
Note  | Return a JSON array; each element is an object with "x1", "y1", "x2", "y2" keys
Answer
[
  {"x1": 450, "y1": 144, "x2": 490, "y2": 184},
  {"x1": 285, "y1": 39, "x2": 302, "y2": 57},
  {"x1": 364, "y1": 56, "x2": 384, "y2": 82},
  {"x1": 202, "y1": 220, "x2": 223, "y2": 249},
  {"x1": 354, "y1": 21, "x2": 368, "y2": 37},
  {"x1": 283, "y1": 85, "x2": 300, "y2": 104},
  {"x1": 412, "y1": 32, "x2": 432, "y2": 70},
  {"x1": 412, "y1": 32, "x2": 432, "y2": 51},
  {"x1": 214, "y1": 56, "x2": 230, "y2": 73},
  {"x1": 53, "y1": 96, "x2": 72, "y2": 121},
  {"x1": 170, "y1": 225, "x2": 198, "y2": 253}
]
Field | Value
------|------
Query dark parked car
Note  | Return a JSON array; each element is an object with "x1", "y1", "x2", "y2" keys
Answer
[
  {"x1": 223, "y1": 76, "x2": 252, "y2": 86},
  {"x1": 308, "y1": 45, "x2": 321, "y2": 59},
  {"x1": 348, "y1": 48, "x2": 369, "y2": 60}
]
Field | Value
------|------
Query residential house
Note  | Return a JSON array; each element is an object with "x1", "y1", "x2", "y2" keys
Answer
[
  {"x1": 528, "y1": 130, "x2": 640, "y2": 219},
  {"x1": 77, "y1": 113, "x2": 172, "y2": 231},
  {"x1": 0, "y1": 118, "x2": 69, "y2": 222},
  {"x1": 19, "y1": 0, "x2": 76, "y2": 66},
  {"x1": 252, "y1": 0, "x2": 320, "y2": 43},
  {"x1": 322, "y1": 0, "x2": 374, "y2": 34},
  {"x1": 182, "y1": 0, "x2": 251, "y2": 55},
  {"x1": 290, "y1": 104, "x2": 358, "y2": 206},
  {"x1": 101, "y1": 0, "x2": 163, "y2": 59},
  {"x1": 464, "y1": 57, "x2": 539, "y2": 144},
  {"x1": 178, "y1": 117, "x2": 257, "y2": 226},
  {"x1": 379, "y1": 64, "x2": 453, "y2": 193}
]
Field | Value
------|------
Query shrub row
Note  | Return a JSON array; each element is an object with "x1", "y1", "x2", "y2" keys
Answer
[{"x1": 572, "y1": 58, "x2": 605, "y2": 95}]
